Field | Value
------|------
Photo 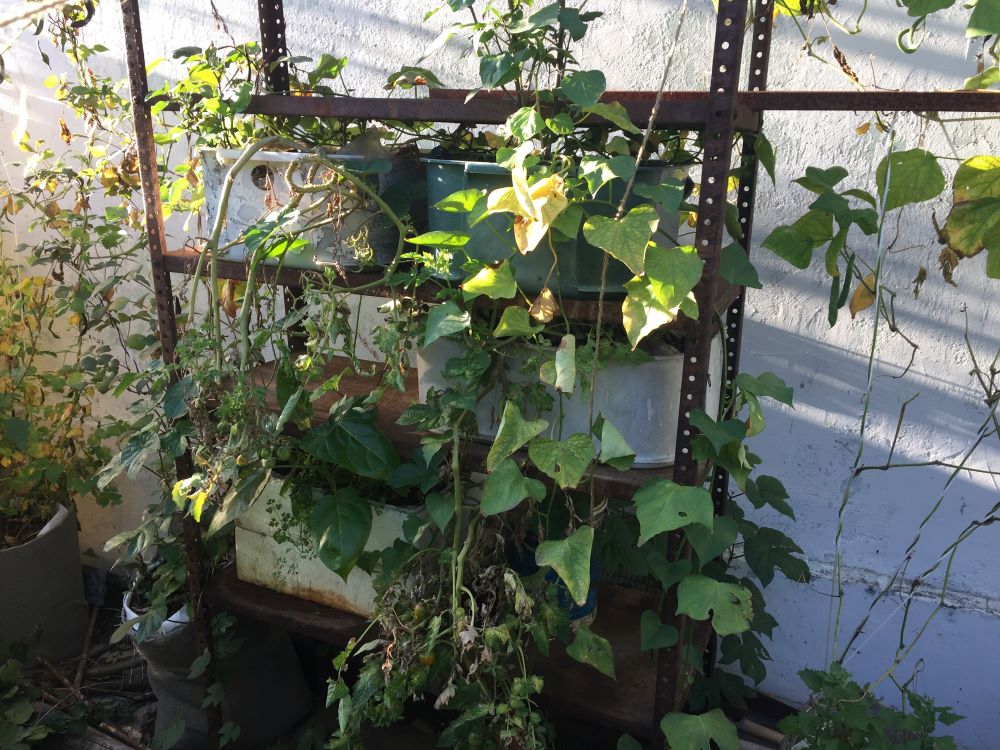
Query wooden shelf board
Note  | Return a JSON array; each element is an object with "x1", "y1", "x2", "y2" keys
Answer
[
  {"x1": 161, "y1": 248, "x2": 739, "y2": 331},
  {"x1": 251, "y1": 356, "x2": 677, "y2": 498},
  {"x1": 207, "y1": 565, "x2": 667, "y2": 738},
  {"x1": 207, "y1": 564, "x2": 365, "y2": 644}
]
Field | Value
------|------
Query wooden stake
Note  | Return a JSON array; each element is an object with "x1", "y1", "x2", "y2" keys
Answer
[{"x1": 73, "y1": 606, "x2": 100, "y2": 689}]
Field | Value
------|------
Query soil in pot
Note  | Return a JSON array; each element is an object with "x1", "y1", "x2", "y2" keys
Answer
[{"x1": 0, "y1": 505, "x2": 89, "y2": 661}]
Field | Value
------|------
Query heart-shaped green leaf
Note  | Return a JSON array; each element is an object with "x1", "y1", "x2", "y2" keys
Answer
[
  {"x1": 622, "y1": 244, "x2": 704, "y2": 348},
  {"x1": 425, "y1": 491, "x2": 454, "y2": 533},
  {"x1": 565, "y1": 623, "x2": 615, "y2": 679},
  {"x1": 640, "y1": 609, "x2": 679, "y2": 651},
  {"x1": 480, "y1": 459, "x2": 546, "y2": 516},
  {"x1": 676, "y1": 575, "x2": 752, "y2": 636},
  {"x1": 660, "y1": 708, "x2": 738, "y2": 750},
  {"x1": 633, "y1": 479, "x2": 714, "y2": 545},
  {"x1": 311, "y1": 489, "x2": 373, "y2": 580},
  {"x1": 528, "y1": 433, "x2": 596, "y2": 489},
  {"x1": 596, "y1": 416, "x2": 635, "y2": 471},
  {"x1": 583, "y1": 101, "x2": 641, "y2": 134},
  {"x1": 422, "y1": 301, "x2": 471, "y2": 347},
  {"x1": 493, "y1": 306, "x2": 544, "y2": 338},
  {"x1": 535, "y1": 526, "x2": 593, "y2": 606},
  {"x1": 560, "y1": 69, "x2": 606, "y2": 106},
  {"x1": 875, "y1": 148, "x2": 945, "y2": 211},
  {"x1": 689, "y1": 410, "x2": 747, "y2": 454},
  {"x1": 684, "y1": 516, "x2": 739, "y2": 567},
  {"x1": 486, "y1": 401, "x2": 548, "y2": 472},
  {"x1": 462, "y1": 261, "x2": 517, "y2": 299},
  {"x1": 583, "y1": 204, "x2": 659, "y2": 275}
]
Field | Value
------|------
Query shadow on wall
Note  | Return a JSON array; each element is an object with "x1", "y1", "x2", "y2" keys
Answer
[
  {"x1": 737, "y1": 290, "x2": 1000, "y2": 597},
  {"x1": 756, "y1": 568, "x2": 998, "y2": 750}
]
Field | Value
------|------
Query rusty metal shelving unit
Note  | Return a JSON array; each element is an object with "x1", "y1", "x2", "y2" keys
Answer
[{"x1": 118, "y1": 0, "x2": 1000, "y2": 742}]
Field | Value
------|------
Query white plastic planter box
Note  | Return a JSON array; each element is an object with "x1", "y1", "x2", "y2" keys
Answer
[
  {"x1": 235, "y1": 479, "x2": 418, "y2": 616},
  {"x1": 416, "y1": 336, "x2": 724, "y2": 467},
  {"x1": 202, "y1": 149, "x2": 384, "y2": 270}
]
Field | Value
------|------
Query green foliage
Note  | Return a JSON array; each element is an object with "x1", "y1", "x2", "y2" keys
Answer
[
  {"x1": 0, "y1": 656, "x2": 50, "y2": 748},
  {"x1": 676, "y1": 575, "x2": 753, "y2": 636},
  {"x1": 527, "y1": 434, "x2": 596, "y2": 488},
  {"x1": 311, "y1": 489, "x2": 374, "y2": 579},
  {"x1": 535, "y1": 526, "x2": 594, "y2": 606},
  {"x1": 582, "y1": 204, "x2": 660, "y2": 275},
  {"x1": 660, "y1": 708, "x2": 738, "y2": 750},
  {"x1": 565, "y1": 624, "x2": 615, "y2": 678},
  {"x1": 486, "y1": 401, "x2": 548, "y2": 471},
  {"x1": 632, "y1": 480, "x2": 714, "y2": 545},
  {"x1": 479, "y1": 459, "x2": 546, "y2": 516},
  {"x1": 779, "y1": 664, "x2": 961, "y2": 749}
]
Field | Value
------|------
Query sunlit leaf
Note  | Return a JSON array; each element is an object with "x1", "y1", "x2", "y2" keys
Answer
[
  {"x1": 462, "y1": 261, "x2": 517, "y2": 299},
  {"x1": 582, "y1": 204, "x2": 659, "y2": 275},
  {"x1": 493, "y1": 306, "x2": 544, "y2": 337},
  {"x1": 849, "y1": 272, "x2": 876, "y2": 318},
  {"x1": 875, "y1": 148, "x2": 945, "y2": 211},
  {"x1": 528, "y1": 433, "x2": 596, "y2": 489}
]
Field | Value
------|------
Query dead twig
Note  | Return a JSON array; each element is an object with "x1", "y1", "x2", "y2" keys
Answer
[{"x1": 37, "y1": 656, "x2": 152, "y2": 750}]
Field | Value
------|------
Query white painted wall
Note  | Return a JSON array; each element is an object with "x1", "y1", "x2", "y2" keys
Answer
[{"x1": 2, "y1": 0, "x2": 999, "y2": 745}]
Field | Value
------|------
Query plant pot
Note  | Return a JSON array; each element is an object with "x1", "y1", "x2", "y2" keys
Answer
[
  {"x1": 123, "y1": 592, "x2": 311, "y2": 750},
  {"x1": 506, "y1": 535, "x2": 600, "y2": 625},
  {"x1": 0, "y1": 505, "x2": 89, "y2": 661},
  {"x1": 416, "y1": 335, "x2": 724, "y2": 467},
  {"x1": 423, "y1": 158, "x2": 683, "y2": 298},
  {"x1": 234, "y1": 479, "x2": 420, "y2": 616},
  {"x1": 202, "y1": 148, "x2": 403, "y2": 270}
]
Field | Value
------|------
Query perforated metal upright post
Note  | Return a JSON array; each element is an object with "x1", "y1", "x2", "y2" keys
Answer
[
  {"x1": 258, "y1": 0, "x2": 290, "y2": 92},
  {"x1": 708, "y1": 0, "x2": 775, "y2": 511},
  {"x1": 654, "y1": 0, "x2": 754, "y2": 726}
]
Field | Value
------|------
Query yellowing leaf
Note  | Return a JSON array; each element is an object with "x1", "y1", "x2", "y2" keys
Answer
[
  {"x1": 99, "y1": 167, "x2": 119, "y2": 189},
  {"x1": 486, "y1": 171, "x2": 568, "y2": 255},
  {"x1": 529, "y1": 287, "x2": 559, "y2": 323},
  {"x1": 219, "y1": 279, "x2": 243, "y2": 318},
  {"x1": 849, "y1": 273, "x2": 876, "y2": 318},
  {"x1": 953, "y1": 155, "x2": 1000, "y2": 203}
]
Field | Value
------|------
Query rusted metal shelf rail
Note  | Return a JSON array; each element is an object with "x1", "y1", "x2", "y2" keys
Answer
[
  {"x1": 161, "y1": 246, "x2": 739, "y2": 330},
  {"x1": 250, "y1": 356, "x2": 682, "y2": 497}
]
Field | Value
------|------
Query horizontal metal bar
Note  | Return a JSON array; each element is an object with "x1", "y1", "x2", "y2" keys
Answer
[
  {"x1": 240, "y1": 92, "x2": 761, "y2": 130},
  {"x1": 739, "y1": 89, "x2": 1000, "y2": 113}
]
